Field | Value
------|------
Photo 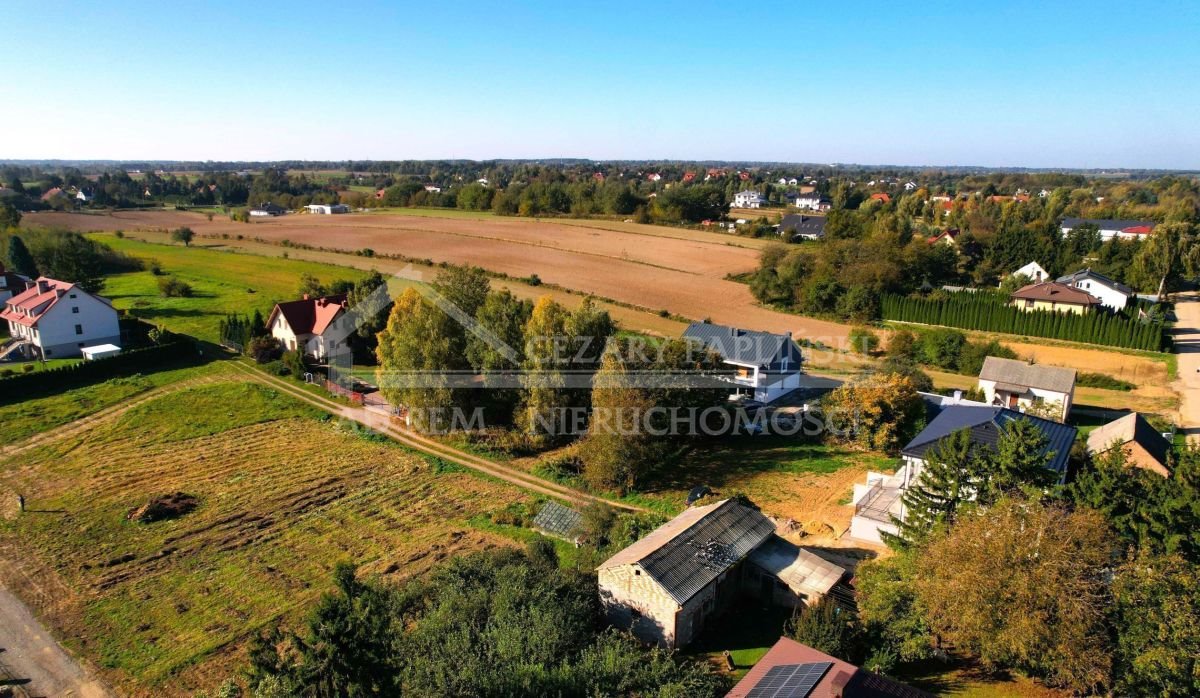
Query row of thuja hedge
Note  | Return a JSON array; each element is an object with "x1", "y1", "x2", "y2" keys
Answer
[
  {"x1": 880, "y1": 292, "x2": 1167, "y2": 351},
  {"x1": 0, "y1": 339, "x2": 198, "y2": 403}
]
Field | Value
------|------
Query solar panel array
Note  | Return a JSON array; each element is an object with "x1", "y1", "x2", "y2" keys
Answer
[{"x1": 744, "y1": 661, "x2": 833, "y2": 698}]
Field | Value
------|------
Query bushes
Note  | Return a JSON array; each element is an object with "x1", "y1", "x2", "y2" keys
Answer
[
  {"x1": 1077, "y1": 372, "x2": 1135, "y2": 391},
  {"x1": 881, "y1": 292, "x2": 1165, "y2": 351},
  {"x1": 282, "y1": 350, "x2": 307, "y2": 379},
  {"x1": 0, "y1": 340, "x2": 194, "y2": 402},
  {"x1": 157, "y1": 276, "x2": 193, "y2": 297},
  {"x1": 246, "y1": 336, "x2": 282, "y2": 364},
  {"x1": 890, "y1": 327, "x2": 1016, "y2": 377},
  {"x1": 848, "y1": 327, "x2": 880, "y2": 354}
]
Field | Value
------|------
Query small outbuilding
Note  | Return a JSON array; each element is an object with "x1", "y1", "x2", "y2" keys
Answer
[{"x1": 81, "y1": 343, "x2": 122, "y2": 361}]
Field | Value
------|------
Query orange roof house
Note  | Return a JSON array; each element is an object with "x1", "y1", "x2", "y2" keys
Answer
[
  {"x1": 869, "y1": 192, "x2": 891, "y2": 203},
  {"x1": 728, "y1": 637, "x2": 932, "y2": 698},
  {"x1": 266, "y1": 294, "x2": 349, "y2": 362}
]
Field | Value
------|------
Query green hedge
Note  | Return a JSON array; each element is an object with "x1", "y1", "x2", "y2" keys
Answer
[
  {"x1": 0, "y1": 340, "x2": 197, "y2": 402},
  {"x1": 881, "y1": 292, "x2": 1165, "y2": 351}
]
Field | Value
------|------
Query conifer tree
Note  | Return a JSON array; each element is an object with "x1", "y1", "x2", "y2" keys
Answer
[{"x1": 884, "y1": 428, "x2": 984, "y2": 549}]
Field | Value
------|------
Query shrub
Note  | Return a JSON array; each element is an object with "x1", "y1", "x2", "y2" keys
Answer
[
  {"x1": 22, "y1": 364, "x2": 35, "y2": 373},
  {"x1": 149, "y1": 261, "x2": 165, "y2": 275},
  {"x1": 157, "y1": 276, "x2": 193, "y2": 298},
  {"x1": 263, "y1": 360, "x2": 289, "y2": 376},
  {"x1": 1077, "y1": 372, "x2": 1135, "y2": 391},
  {"x1": 848, "y1": 327, "x2": 880, "y2": 354},
  {"x1": 527, "y1": 273, "x2": 542, "y2": 286},
  {"x1": 247, "y1": 336, "x2": 282, "y2": 364},
  {"x1": 282, "y1": 350, "x2": 307, "y2": 380}
]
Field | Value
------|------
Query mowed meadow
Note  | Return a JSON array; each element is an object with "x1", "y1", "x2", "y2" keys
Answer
[{"x1": 0, "y1": 380, "x2": 529, "y2": 695}]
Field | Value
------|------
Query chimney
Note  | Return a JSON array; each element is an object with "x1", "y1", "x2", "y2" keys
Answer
[
  {"x1": 302, "y1": 293, "x2": 310, "y2": 301},
  {"x1": 829, "y1": 670, "x2": 853, "y2": 698},
  {"x1": 953, "y1": 390, "x2": 963, "y2": 403}
]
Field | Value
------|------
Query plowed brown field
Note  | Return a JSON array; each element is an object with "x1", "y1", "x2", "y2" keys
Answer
[{"x1": 30, "y1": 210, "x2": 854, "y2": 342}]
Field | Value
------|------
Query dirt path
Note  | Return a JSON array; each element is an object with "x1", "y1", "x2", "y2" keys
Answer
[
  {"x1": 1170, "y1": 291, "x2": 1200, "y2": 440},
  {"x1": 0, "y1": 586, "x2": 112, "y2": 698},
  {"x1": 226, "y1": 363, "x2": 646, "y2": 512}
]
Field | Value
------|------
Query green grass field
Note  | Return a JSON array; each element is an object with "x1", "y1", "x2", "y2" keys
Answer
[
  {"x1": 0, "y1": 379, "x2": 528, "y2": 694},
  {"x1": 0, "y1": 361, "x2": 225, "y2": 446},
  {"x1": 90, "y1": 235, "x2": 372, "y2": 341}
]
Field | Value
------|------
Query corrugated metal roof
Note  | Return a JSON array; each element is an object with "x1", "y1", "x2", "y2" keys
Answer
[
  {"x1": 901, "y1": 405, "x2": 1077, "y2": 477},
  {"x1": 599, "y1": 499, "x2": 775, "y2": 605},
  {"x1": 748, "y1": 537, "x2": 845, "y2": 601}
]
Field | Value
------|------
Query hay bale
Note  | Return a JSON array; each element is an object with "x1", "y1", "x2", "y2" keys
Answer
[{"x1": 128, "y1": 492, "x2": 198, "y2": 523}]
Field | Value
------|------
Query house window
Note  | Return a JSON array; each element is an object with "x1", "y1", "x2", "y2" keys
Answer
[
  {"x1": 69, "y1": 293, "x2": 77, "y2": 299},
  {"x1": 72, "y1": 306, "x2": 80, "y2": 314},
  {"x1": 75, "y1": 324, "x2": 83, "y2": 335},
  {"x1": 1025, "y1": 300, "x2": 1034, "y2": 309}
]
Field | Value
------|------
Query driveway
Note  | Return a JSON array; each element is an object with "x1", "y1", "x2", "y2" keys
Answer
[
  {"x1": 0, "y1": 586, "x2": 112, "y2": 698},
  {"x1": 1170, "y1": 291, "x2": 1200, "y2": 440}
]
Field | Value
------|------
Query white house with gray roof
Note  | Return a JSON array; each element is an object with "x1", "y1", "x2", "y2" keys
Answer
[
  {"x1": 683, "y1": 322, "x2": 804, "y2": 403},
  {"x1": 978, "y1": 356, "x2": 1075, "y2": 421},
  {"x1": 733, "y1": 190, "x2": 768, "y2": 208},
  {"x1": 1057, "y1": 268, "x2": 1133, "y2": 310},
  {"x1": 598, "y1": 499, "x2": 845, "y2": 648}
]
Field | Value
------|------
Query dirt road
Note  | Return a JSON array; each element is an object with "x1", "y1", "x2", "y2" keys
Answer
[
  {"x1": 0, "y1": 587, "x2": 111, "y2": 697},
  {"x1": 1170, "y1": 291, "x2": 1200, "y2": 440}
]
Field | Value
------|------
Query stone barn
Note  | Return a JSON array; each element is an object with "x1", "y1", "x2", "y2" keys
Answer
[{"x1": 597, "y1": 499, "x2": 844, "y2": 649}]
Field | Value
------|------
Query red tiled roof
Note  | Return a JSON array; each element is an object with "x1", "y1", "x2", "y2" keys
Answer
[
  {"x1": 927, "y1": 229, "x2": 958, "y2": 244},
  {"x1": 728, "y1": 637, "x2": 932, "y2": 698},
  {"x1": 1010, "y1": 281, "x2": 1101, "y2": 306},
  {"x1": 1122, "y1": 225, "x2": 1153, "y2": 235},
  {"x1": 870, "y1": 193, "x2": 891, "y2": 203},
  {"x1": 267, "y1": 294, "x2": 347, "y2": 336},
  {"x1": 0, "y1": 278, "x2": 75, "y2": 327},
  {"x1": 40, "y1": 187, "x2": 63, "y2": 201}
]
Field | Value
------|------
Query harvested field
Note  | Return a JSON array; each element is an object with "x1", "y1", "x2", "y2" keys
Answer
[
  {"x1": 0, "y1": 381, "x2": 529, "y2": 695},
  {"x1": 33, "y1": 210, "x2": 853, "y2": 343}
]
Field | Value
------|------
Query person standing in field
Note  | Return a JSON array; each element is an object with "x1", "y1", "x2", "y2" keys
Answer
[{"x1": 17, "y1": 493, "x2": 25, "y2": 513}]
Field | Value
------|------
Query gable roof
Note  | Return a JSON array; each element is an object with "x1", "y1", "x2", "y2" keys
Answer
[
  {"x1": 0, "y1": 264, "x2": 29, "y2": 295},
  {"x1": 1010, "y1": 280, "x2": 1101, "y2": 307},
  {"x1": 598, "y1": 499, "x2": 775, "y2": 605},
  {"x1": 926, "y1": 229, "x2": 958, "y2": 244},
  {"x1": 683, "y1": 322, "x2": 800, "y2": 370},
  {"x1": 1056, "y1": 268, "x2": 1134, "y2": 296},
  {"x1": 1061, "y1": 217, "x2": 1157, "y2": 234},
  {"x1": 979, "y1": 356, "x2": 1076, "y2": 394},
  {"x1": 901, "y1": 405, "x2": 1077, "y2": 477},
  {"x1": 1086, "y1": 412, "x2": 1170, "y2": 469},
  {"x1": 728, "y1": 637, "x2": 933, "y2": 698},
  {"x1": 0, "y1": 277, "x2": 93, "y2": 328},
  {"x1": 267, "y1": 294, "x2": 347, "y2": 336},
  {"x1": 777, "y1": 214, "x2": 826, "y2": 239}
]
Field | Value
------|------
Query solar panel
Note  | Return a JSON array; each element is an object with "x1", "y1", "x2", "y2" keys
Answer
[{"x1": 744, "y1": 661, "x2": 833, "y2": 698}]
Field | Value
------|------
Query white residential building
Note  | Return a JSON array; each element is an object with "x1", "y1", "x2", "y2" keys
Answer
[
  {"x1": 790, "y1": 193, "x2": 830, "y2": 211},
  {"x1": 1009, "y1": 261, "x2": 1049, "y2": 283},
  {"x1": 682, "y1": 322, "x2": 804, "y2": 403},
  {"x1": 1060, "y1": 217, "x2": 1156, "y2": 242},
  {"x1": 977, "y1": 356, "x2": 1076, "y2": 421},
  {"x1": 266, "y1": 294, "x2": 349, "y2": 362},
  {"x1": 1056, "y1": 269, "x2": 1133, "y2": 310},
  {"x1": 305, "y1": 203, "x2": 350, "y2": 214},
  {"x1": 850, "y1": 403, "x2": 1076, "y2": 544},
  {"x1": 733, "y1": 190, "x2": 768, "y2": 208},
  {"x1": 1, "y1": 278, "x2": 121, "y2": 359}
]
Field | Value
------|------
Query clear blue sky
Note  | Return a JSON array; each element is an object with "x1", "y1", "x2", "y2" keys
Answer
[{"x1": 3, "y1": 1, "x2": 1198, "y2": 169}]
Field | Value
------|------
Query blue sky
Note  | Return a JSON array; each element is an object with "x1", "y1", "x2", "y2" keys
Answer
[{"x1": 3, "y1": 1, "x2": 1198, "y2": 168}]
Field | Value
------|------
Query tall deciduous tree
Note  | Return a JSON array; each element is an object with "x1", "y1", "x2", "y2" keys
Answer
[
  {"x1": 915, "y1": 498, "x2": 1115, "y2": 693},
  {"x1": 376, "y1": 287, "x2": 461, "y2": 431},
  {"x1": 1111, "y1": 552, "x2": 1200, "y2": 697}
]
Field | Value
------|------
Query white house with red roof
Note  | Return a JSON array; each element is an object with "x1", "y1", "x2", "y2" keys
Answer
[
  {"x1": 266, "y1": 294, "x2": 349, "y2": 361},
  {"x1": 1, "y1": 278, "x2": 121, "y2": 359},
  {"x1": 1060, "y1": 217, "x2": 1156, "y2": 242}
]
